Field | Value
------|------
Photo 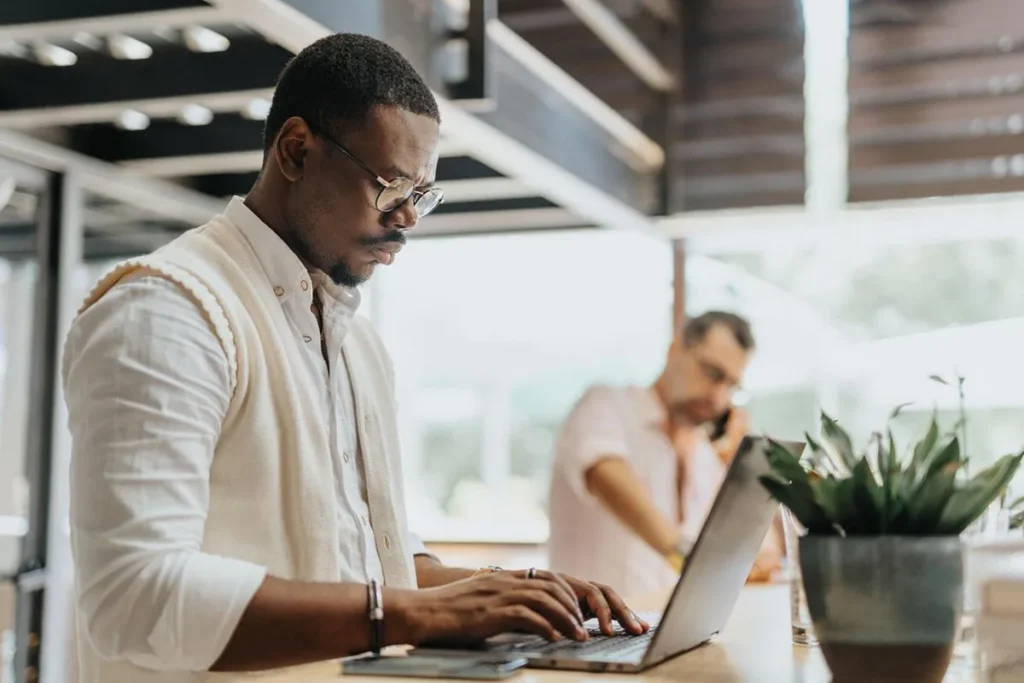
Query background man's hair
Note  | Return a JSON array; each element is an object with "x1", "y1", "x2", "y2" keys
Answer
[
  {"x1": 682, "y1": 311, "x2": 755, "y2": 351},
  {"x1": 264, "y1": 33, "x2": 440, "y2": 151}
]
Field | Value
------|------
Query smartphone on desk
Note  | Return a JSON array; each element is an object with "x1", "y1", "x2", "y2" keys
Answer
[{"x1": 342, "y1": 654, "x2": 528, "y2": 680}]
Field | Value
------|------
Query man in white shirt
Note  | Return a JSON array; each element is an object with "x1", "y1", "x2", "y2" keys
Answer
[
  {"x1": 63, "y1": 33, "x2": 645, "y2": 682},
  {"x1": 548, "y1": 312, "x2": 782, "y2": 597}
]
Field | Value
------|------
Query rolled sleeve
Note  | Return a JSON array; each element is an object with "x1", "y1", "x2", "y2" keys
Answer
[
  {"x1": 64, "y1": 275, "x2": 265, "y2": 671},
  {"x1": 555, "y1": 386, "x2": 632, "y2": 501}
]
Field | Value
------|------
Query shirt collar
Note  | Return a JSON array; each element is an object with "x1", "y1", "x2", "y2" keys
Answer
[
  {"x1": 634, "y1": 386, "x2": 669, "y2": 428},
  {"x1": 224, "y1": 196, "x2": 361, "y2": 315}
]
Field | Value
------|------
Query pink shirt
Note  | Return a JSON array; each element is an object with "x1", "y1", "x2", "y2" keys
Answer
[{"x1": 547, "y1": 385, "x2": 727, "y2": 596}]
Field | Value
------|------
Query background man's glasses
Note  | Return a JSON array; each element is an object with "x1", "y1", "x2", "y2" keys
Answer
[{"x1": 314, "y1": 127, "x2": 444, "y2": 218}]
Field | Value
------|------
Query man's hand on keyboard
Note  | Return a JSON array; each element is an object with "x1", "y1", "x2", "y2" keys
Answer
[
  {"x1": 554, "y1": 574, "x2": 650, "y2": 637},
  {"x1": 392, "y1": 571, "x2": 589, "y2": 646}
]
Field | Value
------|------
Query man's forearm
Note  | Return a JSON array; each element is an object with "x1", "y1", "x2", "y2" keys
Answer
[
  {"x1": 414, "y1": 554, "x2": 475, "y2": 588},
  {"x1": 585, "y1": 457, "x2": 680, "y2": 556},
  {"x1": 212, "y1": 576, "x2": 416, "y2": 671}
]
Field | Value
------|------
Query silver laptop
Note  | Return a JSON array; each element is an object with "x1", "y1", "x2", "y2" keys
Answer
[{"x1": 417, "y1": 436, "x2": 803, "y2": 673}]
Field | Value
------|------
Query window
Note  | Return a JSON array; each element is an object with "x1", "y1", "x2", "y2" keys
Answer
[
  {"x1": 691, "y1": 230, "x2": 1024, "y2": 500},
  {"x1": 371, "y1": 230, "x2": 673, "y2": 542}
]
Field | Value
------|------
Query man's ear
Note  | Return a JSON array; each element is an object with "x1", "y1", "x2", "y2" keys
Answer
[{"x1": 274, "y1": 117, "x2": 310, "y2": 182}]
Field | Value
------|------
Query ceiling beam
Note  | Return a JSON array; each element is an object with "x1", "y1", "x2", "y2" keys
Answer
[
  {"x1": 0, "y1": 129, "x2": 222, "y2": 225},
  {"x1": 205, "y1": 0, "x2": 660, "y2": 234},
  {"x1": 113, "y1": 138, "x2": 479, "y2": 177},
  {"x1": 0, "y1": 5, "x2": 229, "y2": 42},
  {"x1": 560, "y1": 0, "x2": 675, "y2": 91},
  {"x1": 0, "y1": 0, "x2": 207, "y2": 25},
  {"x1": 0, "y1": 39, "x2": 289, "y2": 110},
  {"x1": 0, "y1": 89, "x2": 273, "y2": 130},
  {"x1": 485, "y1": 21, "x2": 663, "y2": 170},
  {"x1": 417, "y1": 207, "x2": 586, "y2": 235}
]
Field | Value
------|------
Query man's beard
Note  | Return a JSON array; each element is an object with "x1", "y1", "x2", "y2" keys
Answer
[{"x1": 284, "y1": 228, "x2": 405, "y2": 288}]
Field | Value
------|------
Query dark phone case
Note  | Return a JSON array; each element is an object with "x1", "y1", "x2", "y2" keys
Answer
[{"x1": 709, "y1": 408, "x2": 732, "y2": 441}]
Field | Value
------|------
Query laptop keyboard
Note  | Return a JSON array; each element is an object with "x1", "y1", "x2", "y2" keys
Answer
[{"x1": 488, "y1": 614, "x2": 660, "y2": 661}]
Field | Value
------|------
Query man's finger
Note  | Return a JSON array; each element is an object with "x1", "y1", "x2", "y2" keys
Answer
[
  {"x1": 599, "y1": 585, "x2": 646, "y2": 635},
  {"x1": 534, "y1": 570, "x2": 585, "y2": 623},
  {"x1": 581, "y1": 583, "x2": 615, "y2": 636},
  {"x1": 509, "y1": 590, "x2": 587, "y2": 641},
  {"x1": 502, "y1": 605, "x2": 560, "y2": 642}
]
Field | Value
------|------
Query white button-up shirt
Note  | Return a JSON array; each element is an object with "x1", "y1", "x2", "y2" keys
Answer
[
  {"x1": 64, "y1": 197, "x2": 427, "y2": 670},
  {"x1": 547, "y1": 385, "x2": 726, "y2": 597}
]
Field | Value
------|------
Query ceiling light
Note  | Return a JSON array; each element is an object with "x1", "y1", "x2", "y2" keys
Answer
[
  {"x1": 177, "y1": 104, "x2": 213, "y2": 126},
  {"x1": 72, "y1": 32, "x2": 103, "y2": 50},
  {"x1": 0, "y1": 177, "x2": 15, "y2": 213},
  {"x1": 241, "y1": 98, "x2": 271, "y2": 121},
  {"x1": 182, "y1": 26, "x2": 230, "y2": 53},
  {"x1": 32, "y1": 42, "x2": 77, "y2": 67},
  {"x1": 107, "y1": 34, "x2": 153, "y2": 60},
  {"x1": 0, "y1": 40, "x2": 28, "y2": 59},
  {"x1": 115, "y1": 109, "x2": 150, "y2": 131}
]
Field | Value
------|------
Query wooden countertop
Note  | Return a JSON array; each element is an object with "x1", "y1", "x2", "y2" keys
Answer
[{"x1": 259, "y1": 585, "x2": 838, "y2": 682}]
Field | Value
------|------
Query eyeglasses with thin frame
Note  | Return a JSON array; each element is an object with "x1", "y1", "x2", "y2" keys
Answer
[{"x1": 313, "y1": 127, "x2": 444, "y2": 218}]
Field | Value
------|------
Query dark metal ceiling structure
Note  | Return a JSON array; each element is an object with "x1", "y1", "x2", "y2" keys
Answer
[
  {"x1": 0, "y1": 0, "x2": 671, "y2": 260},
  {"x1": 1, "y1": 0, "x2": 1021, "y2": 261}
]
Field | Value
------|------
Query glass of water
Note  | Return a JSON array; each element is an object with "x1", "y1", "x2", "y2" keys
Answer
[{"x1": 781, "y1": 507, "x2": 817, "y2": 646}]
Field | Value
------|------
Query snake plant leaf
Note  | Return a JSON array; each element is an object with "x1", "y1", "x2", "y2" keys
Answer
[
  {"x1": 765, "y1": 439, "x2": 809, "y2": 484},
  {"x1": 937, "y1": 452, "x2": 1024, "y2": 534},
  {"x1": 886, "y1": 429, "x2": 898, "y2": 474},
  {"x1": 886, "y1": 471, "x2": 910, "y2": 530},
  {"x1": 759, "y1": 474, "x2": 835, "y2": 534},
  {"x1": 821, "y1": 412, "x2": 859, "y2": 474},
  {"x1": 912, "y1": 413, "x2": 941, "y2": 470},
  {"x1": 809, "y1": 475, "x2": 843, "y2": 524},
  {"x1": 924, "y1": 437, "x2": 962, "y2": 478},
  {"x1": 850, "y1": 458, "x2": 885, "y2": 534},
  {"x1": 888, "y1": 402, "x2": 914, "y2": 421},
  {"x1": 906, "y1": 463, "x2": 959, "y2": 534},
  {"x1": 805, "y1": 431, "x2": 842, "y2": 477}
]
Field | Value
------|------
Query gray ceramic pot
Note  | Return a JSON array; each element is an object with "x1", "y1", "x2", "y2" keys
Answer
[{"x1": 799, "y1": 536, "x2": 964, "y2": 683}]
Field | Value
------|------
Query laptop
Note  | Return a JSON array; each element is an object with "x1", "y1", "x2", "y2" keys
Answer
[{"x1": 416, "y1": 436, "x2": 803, "y2": 673}]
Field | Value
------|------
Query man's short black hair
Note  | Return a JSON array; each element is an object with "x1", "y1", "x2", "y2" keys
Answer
[
  {"x1": 683, "y1": 311, "x2": 755, "y2": 351},
  {"x1": 263, "y1": 33, "x2": 440, "y2": 151}
]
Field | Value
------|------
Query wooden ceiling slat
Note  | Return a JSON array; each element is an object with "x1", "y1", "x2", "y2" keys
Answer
[
  {"x1": 849, "y1": 91, "x2": 1024, "y2": 128},
  {"x1": 851, "y1": 132, "x2": 1024, "y2": 168},
  {"x1": 680, "y1": 152, "x2": 805, "y2": 177},
  {"x1": 850, "y1": 176, "x2": 1024, "y2": 203},
  {"x1": 850, "y1": 53, "x2": 1024, "y2": 91}
]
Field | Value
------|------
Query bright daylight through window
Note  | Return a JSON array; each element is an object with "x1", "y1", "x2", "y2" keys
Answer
[{"x1": 371, "y1": 229, "x2": 672, "y2": 543}]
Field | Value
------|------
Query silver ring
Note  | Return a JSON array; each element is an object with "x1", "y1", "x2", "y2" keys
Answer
[{"x1": 527, "y1": 567, "x2": 537, "y2": 579}]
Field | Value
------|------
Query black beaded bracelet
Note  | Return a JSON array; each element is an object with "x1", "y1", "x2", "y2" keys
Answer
[{"x1": 367, "y1": 579, "x2": 383, "y2": 658}]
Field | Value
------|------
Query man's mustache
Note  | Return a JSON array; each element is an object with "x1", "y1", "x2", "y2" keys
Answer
[{"x1": 362, "y1": 231, "x2": 406, "y2": 247}]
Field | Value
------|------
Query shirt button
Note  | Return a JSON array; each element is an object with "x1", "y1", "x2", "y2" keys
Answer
[
  {"x1": 301, "y1": 280, "x2": 309, "y2": 291},
  {"x1": 302, "y1": 335, "x2": 312, "y2": 343},
  {"x1": 343, "y1": 451, "x2": 351, "y2": 464},
  {"x1": 383, "y1": 534, "x2": 391, "y2": 551},
  {"x1": 273, "y1": 286, "x2": 284, "y2": 296}
]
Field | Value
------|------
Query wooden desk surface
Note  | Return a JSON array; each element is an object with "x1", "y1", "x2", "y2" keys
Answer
[{"x1": 262, "y1": 585, "x2": 836, "y2": 683}]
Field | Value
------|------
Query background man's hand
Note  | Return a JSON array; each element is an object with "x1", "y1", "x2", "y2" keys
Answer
[
  {"x1": 391, "y1": 570, "x2": 647, "y2": 647},
  {"x1": 713, "y1": 407, "x2": 750, "y2": 464}
]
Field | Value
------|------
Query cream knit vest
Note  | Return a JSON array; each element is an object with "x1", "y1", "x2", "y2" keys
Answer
[{"x1": 74, "y1": 214, "x2": 416, "y2": 683}]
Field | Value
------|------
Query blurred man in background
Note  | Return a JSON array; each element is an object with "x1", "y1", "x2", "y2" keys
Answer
[{"x1": 548, "y1": 311, "x2": 782, "y2": 596}]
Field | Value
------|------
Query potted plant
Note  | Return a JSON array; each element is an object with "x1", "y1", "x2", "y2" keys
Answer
[{"x1": 761, "y1": 388, "x2": 1023, "y2": 683}]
